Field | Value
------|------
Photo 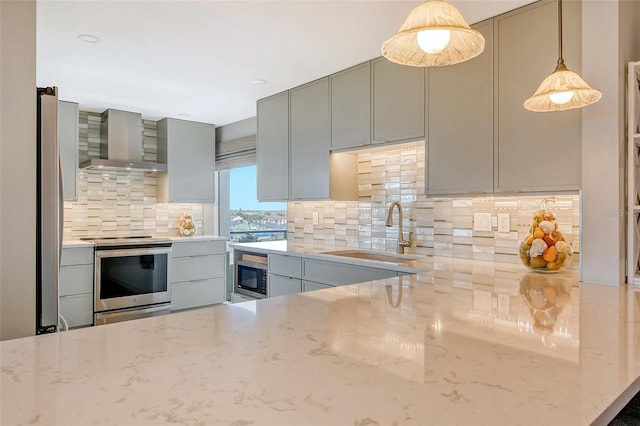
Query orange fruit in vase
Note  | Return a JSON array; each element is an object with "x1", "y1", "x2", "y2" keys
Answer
[
  {"x1": 542, "y1": 235, "x2": 555, "y2": 247},
  {"x1": 543, "y1": 246, "x2": 557, "y2": 262},
  {"x1": 533, "y1": 227, "x2": 545, "y2": 239}
]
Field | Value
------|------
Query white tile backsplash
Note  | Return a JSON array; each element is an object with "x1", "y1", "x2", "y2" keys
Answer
[
  {"x1": 287, "y1": 141, "x2": 580, "y2": 265},
  {"x1": 64, "y1": 112, "x2": 211, "y2": 240}
]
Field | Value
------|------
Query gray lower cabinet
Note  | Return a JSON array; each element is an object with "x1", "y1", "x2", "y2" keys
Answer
[
  {"x1": 302, "y1": 280, "x2": 332, "y2": 292},
  {"x1": 289, "y1": 78, "x2": 331, "y2": 200},
  {"x1": 302, "y1": 258, "x2": 397, "y2": 286},
  {"x1": 495, "y1": 0, "x2": 581, "y2": 192},
  {"x1": 257, "y1": 92, "x2": 289, "y2": 201},
  {"x1": 170, "y1": 239, "x2": 226, "y2": 311},
  {"x1": 157, "y1": 118, "x2": 216, "y2": 203},
  {"x1": 268, "y1": 273, "x2": 302, "y2": 297},
  {"x1": 331, "y1": 62, "x2": 371, "y2": 150},
  {"x1": 371, "y1": 58, "x2": 425, "y2": 144},
  {"x1": 265, "y1": 254, "x2": 399, "y2": 296},
  {"x1": 427, "y1": 20, "x2": 494, "y2": 195},
  {"x1": 58, "y1": 101, "x2": 79, "y2": 201},
  {"x1": 268, "y1": 253, "x2": 302, "y2": 278},
  {"x1": 59, "y1": 246, "x2": 94, "y2": 328},
  {"x1": 268, "y1": 254, "x2": 302, "y2": 297}
]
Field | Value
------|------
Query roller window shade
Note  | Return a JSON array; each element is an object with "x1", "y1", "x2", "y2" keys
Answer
[{"x1": 215, "y1": 134, "x2": 256, "y2": 170}]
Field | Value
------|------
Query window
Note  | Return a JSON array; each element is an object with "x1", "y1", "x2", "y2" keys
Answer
[{"x1": 220, "y1": 165, "x2": 287, "y2": 243}]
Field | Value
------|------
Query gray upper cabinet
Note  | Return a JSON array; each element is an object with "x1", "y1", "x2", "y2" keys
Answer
[
  {"x1": 371, "y1": 58, "x2": 425, "y2": 144},
  {"x1": 58, "y1": 101, "x2": 79, "y2": 201},
  {"x1": 157, "y1": 118, "x2": 215, "y2": 203},
  {"x1": 331, "y1": 62, "x2": 371, "y2": 150},
  {"x1": 427, "y1": 20, "x2": 494, "y2": 195},
  {"x1": 495, "y1": 0, "x2": 581, "y2": 192},
  {"x1": 289, "y1": 78, "x2": 331, "y2": 200},
  {"x1": 257, "y1": 92, "x2": 289, "y2": 201}
]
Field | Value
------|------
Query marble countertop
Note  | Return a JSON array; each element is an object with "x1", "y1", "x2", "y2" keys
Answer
[
  {"x1": 170, "y1": 235, "x2": 228, "y2": 242},
  {"x1": 62, "y1": 239, "x2": 95, "y2": 248},
  {"x1": 230, "y1": 240, "x2": 428, "y2": 273},
  {"x1": 62, "y1": 235, "x2": 227, "y2": 248},
  {"x1": 1, "y1": 256, "x2": 637, "y2": 425}
]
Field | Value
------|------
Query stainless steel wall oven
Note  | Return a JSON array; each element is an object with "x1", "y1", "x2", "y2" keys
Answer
[{"x1": 85, "y1": 237, "x2": 172, "y2": 325}]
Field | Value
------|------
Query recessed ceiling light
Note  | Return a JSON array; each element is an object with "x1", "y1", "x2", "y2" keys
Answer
[
  {"x1": 78, "y1": 34, "x2": 100, "y2": 43},
  {"x1": 251, "y1": 79, "x2": 268, "y2": 85}
]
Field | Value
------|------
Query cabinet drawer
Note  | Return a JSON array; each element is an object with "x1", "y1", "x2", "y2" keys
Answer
[
  {"x1": 172, "y1": 254, "x2": 225, "y2": 282},
  {"x1": 171, "y1": 240, "x2": 226, "y2": 257},
  {"x1": 268, "y1": 273, "x2": 302, "y2": 297},
  {"x1": 268, "y1": 254, "x2": 302, "y2": 279},
  {"x1": 303, "y1": 259, "x2": 396, "y2": 286},
  {"x1": 60, "y1": 293, "x2": 93, "y2": 328},
  {"x1": 171, "y1": 278, "x2": 225, "y2": 311},
  {"x1": 59, "y1": 264, "x2": 93, "y2": 296},
  {"x1": 302, "y1": 280, "x2": 333, "y2": 292},
  {"x1": 61, "y1": 247, "x2": 94, "y2": 266}
]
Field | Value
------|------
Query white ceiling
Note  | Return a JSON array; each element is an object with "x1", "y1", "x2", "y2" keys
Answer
[{"x1": 37, "y1": 0, "x2": 537, "y2": 126}]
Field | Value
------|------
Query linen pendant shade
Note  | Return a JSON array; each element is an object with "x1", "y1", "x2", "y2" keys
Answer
[
  {"x1": 524, "y1": 0, "x2": 601, "y2": 112},
  {"x1": 381, "y1": 0, "x2": 485, "y2": 67}
]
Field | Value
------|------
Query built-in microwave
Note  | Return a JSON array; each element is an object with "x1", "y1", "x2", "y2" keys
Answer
[{"x1": 235, "y1": 255, "x2": 268, "y2": 299}]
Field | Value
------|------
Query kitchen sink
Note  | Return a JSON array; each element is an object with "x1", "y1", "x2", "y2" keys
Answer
[{"x1": 320, "y1": 249, "x2": 422, "y2": 263}]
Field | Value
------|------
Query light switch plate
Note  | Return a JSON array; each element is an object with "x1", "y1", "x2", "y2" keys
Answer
[
  {"x1": 497, "y1": 213, "x2": 510, "y2": 233},
  {"x1": 473, "y1": 212, "x2": 492, "y2": 232}
]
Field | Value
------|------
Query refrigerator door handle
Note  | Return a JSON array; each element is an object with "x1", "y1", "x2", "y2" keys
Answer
[
  {"x1": 58, "y1": 155, "x2": 64, "y2": 264},
  {"x1": 37, "y1": 87, "x2": 60, "y2": 334}
]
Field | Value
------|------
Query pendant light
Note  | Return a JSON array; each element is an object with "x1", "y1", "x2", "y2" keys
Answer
[
  {"x1": 381, "y1": 0, "x2": 485, "y2": 67},
  {"x1": 524, "y1": 0, "x2": 601, "y2": 112}
]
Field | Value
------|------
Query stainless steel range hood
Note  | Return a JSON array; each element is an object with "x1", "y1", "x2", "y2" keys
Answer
[{"x1": 80, "y1": 109, "x2": 167, "y2": 171}]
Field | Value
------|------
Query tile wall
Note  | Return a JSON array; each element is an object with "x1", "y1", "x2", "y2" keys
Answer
[
  {"x1": 287, "y1": 142, "x2": 580, "y2": 265},
  {"x1": 63, "y1": 112, "x2": 208, "y2": 240}
]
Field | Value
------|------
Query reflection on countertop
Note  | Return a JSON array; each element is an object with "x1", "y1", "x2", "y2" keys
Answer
[{"x1": 1, "y1": 256, "x2": 636, "y2": 426}]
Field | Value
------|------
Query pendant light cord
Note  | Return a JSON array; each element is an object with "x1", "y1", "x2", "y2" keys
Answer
[{"x1": 557, "y1": 0, "x2": 564, "y2": 66}]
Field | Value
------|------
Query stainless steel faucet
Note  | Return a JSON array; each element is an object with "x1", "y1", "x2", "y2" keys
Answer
[{"x1": 385, "y1": 201, "x2": 413, "y2": 254}]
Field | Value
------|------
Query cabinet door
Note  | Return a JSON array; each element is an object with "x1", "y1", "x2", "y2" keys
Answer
[
  {"x1": 60, "y1": 293, "x2": 93, "y2": 328},
  {"x1": 372, "y1": 58, "x2": 425, "y2": 144},
  {"x1": 268, "y1": 273, "x2": 302, "y2": 297},
  {"x1": 171, "y1": 254, "x2": 225, "y2": 282},
  {"x1": 59, "y1": 264, "x2": 93, "y2": 296},
  {"x1": 331, "y1": 62, "x2": 371, "y2": 150},
  {"x1": 427, "y1": 20, "x2": 494, "y2": 195},
  {"x1": 171, "y1": 278, "x2": 225, "y2": 311},
  {"x1": 289, "y1": 78, "x2": 330, "y2": 199},
  {"x1": 257, "y1": 92, "x2": 289, "y2": 201},
  {"x1": 302, "y1": 259, "x2": 397, "y2": 286},
  {"x1": 268, "y1": 253, "x2": 302, "y2": 279},
  {"x1": 302, "y1": 280, "x2": 333, "y2": 292},
  {"x1": 58, "y1": 101, "x2": 79, "y2": 201},
  {"x1": 158, "y1": 119, "x2": 215, "y2": 202},
  {"x1": 495, "y1": 0, "x2": 581, "y2": 192}
]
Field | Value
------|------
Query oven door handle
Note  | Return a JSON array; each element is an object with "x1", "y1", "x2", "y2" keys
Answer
[
  {"x1": 94, "y1": 304, "x2": 172, "y2": 326},
  {"x1": 95, "y1": 247, "x2": 172, "y2": 259}
]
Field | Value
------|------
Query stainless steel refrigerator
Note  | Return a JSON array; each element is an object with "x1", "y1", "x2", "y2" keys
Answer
[{"x1": 36, "y1": 87, "x2": 63, "y2": 334}]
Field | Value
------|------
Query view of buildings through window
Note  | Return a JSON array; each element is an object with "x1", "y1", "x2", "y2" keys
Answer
[{"x1": 229, "y1": 165, "x2": 286, "y2": 243}]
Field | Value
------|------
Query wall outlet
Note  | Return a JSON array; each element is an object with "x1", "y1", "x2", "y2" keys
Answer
[
  {"x1": 497, "y1": 213, "x2": 510, "y2": 233},
  {"x1": 312, "y1": 212, "x2": 319, "y2": 225},
  {"x1": 473, "y1": 212, "x2": 492, "y2": 232}
]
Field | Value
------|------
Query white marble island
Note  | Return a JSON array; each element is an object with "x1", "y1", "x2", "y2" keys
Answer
[{"x1": 2, "y1": 257, "x2": 639, "y2": 425}]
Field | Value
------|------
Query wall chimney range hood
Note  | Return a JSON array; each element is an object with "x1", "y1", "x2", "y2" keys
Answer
[{"x1": 79, "y1": 109, "x2": 167, "y2": 171}]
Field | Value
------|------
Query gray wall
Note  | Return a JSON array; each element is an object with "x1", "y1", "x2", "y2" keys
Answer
[
  {"x1": 581, "y1": 0, "x2": 640, "y2": 285},
  {"x1": 0, "y1": 0, "x2": 37, "y2": 340}
]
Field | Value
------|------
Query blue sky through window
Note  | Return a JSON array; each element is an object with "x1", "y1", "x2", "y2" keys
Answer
[{"x1": 230, "y1": 165, "x2": 286, "y2": 211}]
